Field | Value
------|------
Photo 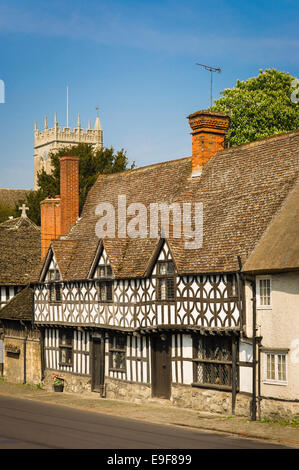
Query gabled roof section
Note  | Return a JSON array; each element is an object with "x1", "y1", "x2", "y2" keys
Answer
[
  {"x1": 0, "y1": 286, "x2": 33, "y2": 321},
  {"x1": 51, "y1": 240, "x2": 78, "y2": 279},
  {"x1": 38, "y1": 240, "x2": 78, "y2": 282},
  {"x1": 242, "y1": 178, "x2": 299, "y2": 273},
  {"x1": 48, "y1": 130, "x2": 299, "y2": 279},
  {"x1": 0, "y1": 216, "x2": 41, "y2": 285},
  {"x1": 88, "y1": 240, "x2": 103, "y2": 279}
]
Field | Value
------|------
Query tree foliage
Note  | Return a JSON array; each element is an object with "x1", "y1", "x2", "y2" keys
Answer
[
  {"x1": 212, "y1": 68, "x2": 299, "y2": 147},
  {"x1": 16, "y1": 144, "x2": 134, "y2": 225},
  {"x1": 0, "y1": 203, "x2": 17, "y2": 224}
]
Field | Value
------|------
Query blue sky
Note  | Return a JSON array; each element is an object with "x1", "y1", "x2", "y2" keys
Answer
[{"x1": 0, "y1": 0, "x2": 298, "y2": 189}]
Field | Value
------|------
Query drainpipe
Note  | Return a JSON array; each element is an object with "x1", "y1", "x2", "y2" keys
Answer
[{"x1": 257, "y1": 338, "x2": 262, "y2": 420}]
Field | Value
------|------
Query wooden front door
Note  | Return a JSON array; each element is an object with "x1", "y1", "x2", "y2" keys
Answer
[
  {"x1": 91, "y1": 336, "x2": 105, "y2": 394},
  {"x1": 151, "y1": 334, "x2": 171, "y2": 399}
]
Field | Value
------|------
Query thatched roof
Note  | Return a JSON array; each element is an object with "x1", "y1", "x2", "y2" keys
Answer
[{"x1": 242, "y1": 178, "x2": 299, "y2": 273}]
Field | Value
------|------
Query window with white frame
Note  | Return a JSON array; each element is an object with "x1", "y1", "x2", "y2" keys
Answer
[
  {"x1": 257, "y1": 276, "x2": 272, "y2": 308},
  {"x1": 264, "y1": 351, "x2": 287, "y2": 385}
]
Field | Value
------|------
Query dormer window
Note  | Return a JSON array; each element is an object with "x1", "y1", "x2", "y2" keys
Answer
[
  {"x1": 97, "y1": 264, "x2": 113, "y2": 302},
  {"x1": 97, "y1": 264, "x2": 113, "y2": 279},
  {"x1": 48, "y1": 268, "x2": 62, "y2": 303},
  {"x1": 157, "y1": 261, "x2": 176, "y2": 301}
]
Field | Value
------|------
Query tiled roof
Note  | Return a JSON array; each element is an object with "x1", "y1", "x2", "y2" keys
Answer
[
  {"x1": 38, "y1": 130, "x2": 299, "y2": 280},
  {"x1": 51, "y1": 240, "x2": 78, "y2": 279},
  {"x1": 0, "y1": 286, "x2": 33, "y2": 321},
  {"x1": 0, "y1": 217, "x2": 41, "y2": 285}
]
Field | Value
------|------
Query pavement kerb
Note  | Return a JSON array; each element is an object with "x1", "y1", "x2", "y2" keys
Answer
[{"x1": 0, "y1": 381, "x2": 298, "y2": 448}]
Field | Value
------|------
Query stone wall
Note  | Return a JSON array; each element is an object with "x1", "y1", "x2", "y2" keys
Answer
[
  {"x1": 105, "y1": 378, "x2": 151, "y2": 403},
  {"x1": 4, "y1": 337, "x2": 24, "y2": 383},
  {"x1": 3, "y1": 337, "x2": 41, "y2": 384},
  {"x1": 171, "y1": 384, "x2": 251, "y2": 417},
  {"x1": 41, "y1": 370, "x2": 299, "y2": 420},
  {"x1": 42, "y1": 369, "x2": 91, "y2": 393},
  {"x1": 259, "y1": 397, "x2": 299, "y2": 420}
]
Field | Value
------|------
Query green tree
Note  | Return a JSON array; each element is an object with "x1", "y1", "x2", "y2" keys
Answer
[
  {"x1": 212, "y1": 69, "x2": 299, "y2": 147},
  {"x1": 0, "y1": 203, "x2": 17, "y2": 224},
  {"x1": 17, "y1": 144, "x2": 134, "y2": 225}
]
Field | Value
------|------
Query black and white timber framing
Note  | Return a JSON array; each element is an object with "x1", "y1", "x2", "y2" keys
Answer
[{"x1": 33, "y1": 241, "x2": 253, "y2": 401}]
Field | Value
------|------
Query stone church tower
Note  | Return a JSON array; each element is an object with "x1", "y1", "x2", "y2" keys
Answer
[{"x1": 33, "y1": 113, "x2": 103, "y2": 189}]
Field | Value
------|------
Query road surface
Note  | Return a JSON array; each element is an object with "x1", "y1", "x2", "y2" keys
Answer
[{"x1": 0, "y1": 395, "x2": 288, "y2": 449}]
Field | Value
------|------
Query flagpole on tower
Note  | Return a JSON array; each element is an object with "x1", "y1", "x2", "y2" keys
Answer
[{"x1": 66, "y1": 85, "x2": 69, "y2": 127}]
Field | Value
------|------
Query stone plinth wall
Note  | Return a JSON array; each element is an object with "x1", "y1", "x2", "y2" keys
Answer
[
  {"x1": 43, "y1": 369, "x2": 91, "y2": 393},
  {"x1": 171, "y1": 384, "x2": 251, "y2": 417},
  {"x1": 41, "y1": 372, "x2": 299, "y2": 420},
  {"x1": 105, "y1": 378, "x2": 151, "y2": 403},
  {"x1": 259, "y1": 398, "x2": 299, "y2": 420}
]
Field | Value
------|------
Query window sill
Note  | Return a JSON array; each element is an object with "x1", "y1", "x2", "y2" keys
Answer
[
  {"x1": 263, "y1": 380, "x2": 287, "y2": 386},
  {"x1": 191, "y1": 382, "x2": 233, "y2": 392},
  {"x1": 257, "y1": 306, "x2": 272, "y2": 310}
]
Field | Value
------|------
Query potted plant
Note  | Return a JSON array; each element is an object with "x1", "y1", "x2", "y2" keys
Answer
[{"x1": 52, "y1": 375, "x2": 64, "y2": 392}]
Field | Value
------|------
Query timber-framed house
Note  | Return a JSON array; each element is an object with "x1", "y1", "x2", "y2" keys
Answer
[{"x1": 31, "y1": 110, "x2": 299, "y2": 419}]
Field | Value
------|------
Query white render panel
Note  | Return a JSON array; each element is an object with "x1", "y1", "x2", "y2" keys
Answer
[
  {"x1": 240, "y1": 366, "x2": 252, "y2": 393},
  {"x1": 183, "y1": 361, "x2": 193, "y2": 385},
  {"x1": 239, "y1": 341, "x2": 253, "y2": 363},
  {"x1": 182, "y1": 335, "x2": 193, "y2": 358}
]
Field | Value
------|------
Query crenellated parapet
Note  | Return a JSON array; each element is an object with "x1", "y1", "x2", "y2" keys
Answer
[{"x1": 33, "y1": 113, "x2": 103, "y2": 189}]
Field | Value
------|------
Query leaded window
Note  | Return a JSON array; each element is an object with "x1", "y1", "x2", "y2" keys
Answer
[
  {"x1": 98, "y1": 281, "x2": 113, "y2": 302},
  {"x1": 97, "y1": 264, "x2": 113, "y2": 279},
  {"x1": 96, "y1": 263, "x2": 113, "y2": 302},
  {"x1": 59, "y1": 330, "x2": 73, "y2": 366},
  {"x1": 109, "y1": 334, "x2": 126, "y2": 372},
  {"x1": 48, "y1": 269, "x2": 62, "y2": 303},
  {"x1": 157, "y1": 261, "x2": 176, "y2": 301},
  {"x1": 193, "y1": 336, "x2": 233, "y2": 388}
]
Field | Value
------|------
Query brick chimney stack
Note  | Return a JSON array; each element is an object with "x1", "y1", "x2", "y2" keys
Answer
[
  {"x1": 187, "y1": 110, "x2": 230, "y2": 177},
  {"x1": 60, "y1": 155, "x2": 80, "y2": 236},
  {"x1": 40, "y1": 197, "x2": 61, "y2": 260},
  {"x1": 40, "y1": 155, "x2": 79, "y2": 259}
]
